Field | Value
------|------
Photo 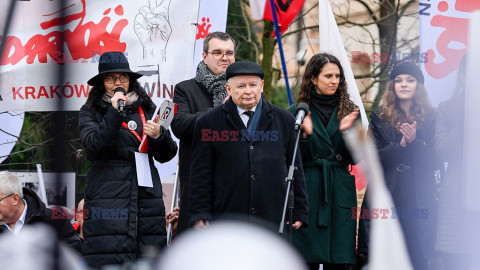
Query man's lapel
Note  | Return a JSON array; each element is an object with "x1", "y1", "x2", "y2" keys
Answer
[
  {"x1": 223, "y1": 98, "x2": 273, "y2": 142},
  {"x1": 223, "y1": 97, "x2": 246, "y2": 132},
  {"x1": 255, "y1": 99, "x2": 273, "y2": 133}
]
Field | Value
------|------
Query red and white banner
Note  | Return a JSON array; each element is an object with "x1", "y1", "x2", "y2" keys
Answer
[
  {"x1": 191, "y1": 0, "x2": 229, "y2": 75},
  {"x1": 0, "y1": 0, "x2": 199, "y2": 111},
  {"x1": 419, "y1": 0, "x2": 480, "y2": 106}
]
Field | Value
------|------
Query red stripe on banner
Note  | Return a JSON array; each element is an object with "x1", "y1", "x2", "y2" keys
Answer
[{"x1": 173, "y1": 103, "x2": 178, "y2": 116}]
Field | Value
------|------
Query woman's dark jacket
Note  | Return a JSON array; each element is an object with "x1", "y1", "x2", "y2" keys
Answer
[
  {"x1": 79, "y1": 99, "x2": 177, "y2": 268},
  {"x1": 359, "y1": 108, "x2": 440, "y2": 258}
]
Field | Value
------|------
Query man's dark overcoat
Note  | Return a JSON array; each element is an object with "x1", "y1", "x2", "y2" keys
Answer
[
  {"x1": 188, "y1": 97, "x2": 308, "y2": 229},
  {"x1": 171, "y1": 78, "x2": 213, "y2": 233}
]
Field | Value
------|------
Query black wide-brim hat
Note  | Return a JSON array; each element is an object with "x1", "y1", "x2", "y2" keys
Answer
[{"x1": 87, "y1": 51, "x2": 143, "y2": 86}]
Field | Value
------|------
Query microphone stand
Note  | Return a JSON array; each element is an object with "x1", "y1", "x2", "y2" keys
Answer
[{"x1": 279, "y1": 124, "x2": 303, "y2": 242}]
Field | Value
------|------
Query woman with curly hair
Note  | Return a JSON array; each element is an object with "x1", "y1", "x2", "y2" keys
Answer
[
  {"x1": 79, "y1": 51, "x2": 177, "y2": 268},
  {"x1": 361, "y1": 62, "x2": 439, "y2": 270},
  {"x1": 290, "y1": 53, "x2": 359, "y2": 269}
]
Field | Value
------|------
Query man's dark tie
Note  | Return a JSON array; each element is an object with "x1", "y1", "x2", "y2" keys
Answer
[{"x1": 244, "y1": 111, "x2": 254, "y2": 127}]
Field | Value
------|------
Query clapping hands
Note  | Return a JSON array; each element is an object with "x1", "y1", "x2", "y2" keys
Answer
[{"x1": 400, "y1": 121, "x2": 417, "y2": 147}]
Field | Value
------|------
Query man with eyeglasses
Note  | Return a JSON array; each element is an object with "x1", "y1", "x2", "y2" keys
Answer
[
  {"x1": 171, "y1": 31, "x2": 236, "y2": 235},
  {"x1": 0, "y1": 171, "x2": 82, "y2": 252}
]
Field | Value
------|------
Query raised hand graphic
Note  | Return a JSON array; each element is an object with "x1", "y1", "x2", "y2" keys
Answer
[{"x1": 134, "y1": 0, "x2": 172, "y2": 61}]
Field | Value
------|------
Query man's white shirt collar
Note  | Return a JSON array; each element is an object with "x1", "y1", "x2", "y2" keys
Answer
[{"x1": 237, "y1": 105, "x2": 257, "y2": 127}]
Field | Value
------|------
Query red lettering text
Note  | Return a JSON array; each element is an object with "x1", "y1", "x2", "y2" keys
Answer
[{"x1": 1, "y1": 0, "x2": 128, "y2": 66}]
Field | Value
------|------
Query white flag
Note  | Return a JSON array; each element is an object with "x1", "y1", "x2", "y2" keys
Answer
[
  {"x1": 192, "y1": 0, "x2": 230, "y2": 75},
  {"x1": 318, "y1": 0, "x2": 368, "y2": 130},
  {"x1": 249, "y1": 0, "x2": 267, "y2": 20},
  {"x1": 344, "y1": 125, "x2": 413, "y2": 270}
]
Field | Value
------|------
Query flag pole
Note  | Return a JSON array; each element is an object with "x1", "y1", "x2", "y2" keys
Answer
[{"x1": 269, "y1": 0, "x2": 293, "y2": 105}]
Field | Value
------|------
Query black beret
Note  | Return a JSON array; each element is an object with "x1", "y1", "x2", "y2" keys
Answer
[
  {"x1": 389, "y1": 62, "x2": 424, "y2": 84},
  {"x1": 226, "y1": 61, "x2": 264, "y2": 81}
]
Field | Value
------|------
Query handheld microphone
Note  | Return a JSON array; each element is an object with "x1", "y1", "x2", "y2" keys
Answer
[
  {"x1": 294, "y1": 103, "x2": 309, "y2": 130},
  {"x1": 114, "y1": 87, "x2": 126, "y2": 112}
]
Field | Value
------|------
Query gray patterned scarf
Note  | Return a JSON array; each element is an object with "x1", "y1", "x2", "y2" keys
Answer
[{"x1": 195, "y1": 61, "x2": 227, "y2": 107}]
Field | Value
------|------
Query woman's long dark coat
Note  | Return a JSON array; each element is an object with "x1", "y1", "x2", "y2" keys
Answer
[
  {"x1": 290, "y1": 105, "x2": 357, "y2": 264},
  {"x1": 79, "y1": 99, "x2": 177, "y2": 268}
]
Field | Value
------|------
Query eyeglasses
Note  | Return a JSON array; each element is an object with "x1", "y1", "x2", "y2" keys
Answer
[
  {"x1": 104, "y1": 74, "x2": 129, "y2": 84},
  {"x1": 208, "y1": 50, "x2": 235, "y2": 60},
  {"x1": 0, "y1": 194, "x2": 14, "y2": 203}
]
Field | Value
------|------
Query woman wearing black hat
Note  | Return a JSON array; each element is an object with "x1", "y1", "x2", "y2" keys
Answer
[
  {"x1": 359, "y1": 62, "x2": 440, "y2": 269},
  {"x1": 79, "y1": 51, "x2": 177, "y2": 268}
]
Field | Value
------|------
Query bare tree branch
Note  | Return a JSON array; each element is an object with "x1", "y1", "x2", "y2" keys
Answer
[
  {"x1": 354, "y1": 0, "x2": 379, "y2": 23},
  {"x1": 290, "y1": 2, "x2": 319, "y2": 25},
  {"x1": 239, "y1": 1, "x2": 260, "y2": 61},
  {"x1": 0, "y1": 128, "x2": 55, "y2": 147},
  {"x1": 282, "y1": 25, "x2": 319, "y2": 38}
]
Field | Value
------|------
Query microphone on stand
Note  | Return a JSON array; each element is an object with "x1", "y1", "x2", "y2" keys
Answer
[
  {"x1": 114, "y1": 87, "x2": 127, "y2": 113},
  {"x1": 280, "y1": 103, "x2": 309, "y2": 237},
  {"x1": 294, "y1": 103, "x2": 309, "y2": 130}
]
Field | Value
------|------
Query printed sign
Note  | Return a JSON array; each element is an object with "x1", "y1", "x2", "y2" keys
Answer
[
  {"x1": 419, "y1": 0, "x2": 479, "y2": 105},
  {"x1": 158, "y1": 100, "x2": 177, "y2": 129},
  {"x1": 0, "y1": 0, "x2": 200, "y2": 111}
]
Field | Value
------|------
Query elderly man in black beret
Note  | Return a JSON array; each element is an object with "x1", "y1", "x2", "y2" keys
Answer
[{"x1": 188, "y1": 61, "x2": 308, "y2": 231}]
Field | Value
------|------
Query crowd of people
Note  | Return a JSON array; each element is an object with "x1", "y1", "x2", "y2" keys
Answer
[{"x1": 0, "y1": 31, "x2": 475, "y2": 269}]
